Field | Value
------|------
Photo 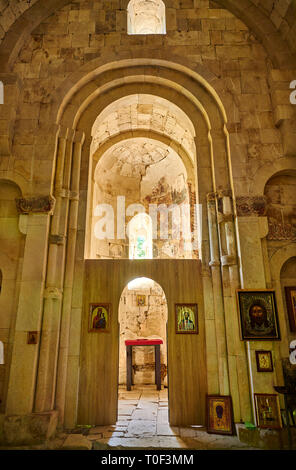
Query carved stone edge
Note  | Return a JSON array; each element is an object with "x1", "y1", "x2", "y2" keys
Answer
[
  {"x1": 15, "y1": 195, "x2": 56, "y2": 215},
  {"x1": 235, "y1": 195, "x2": 267, "y2": 217}
]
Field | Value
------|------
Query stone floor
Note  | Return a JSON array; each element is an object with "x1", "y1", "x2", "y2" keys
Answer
[
  {"x1": 53, "y1": 385, "x2": 260, "y2": 450},
  {"x1": 1, "y1": 385, "x2": 295, "y2": 450}
]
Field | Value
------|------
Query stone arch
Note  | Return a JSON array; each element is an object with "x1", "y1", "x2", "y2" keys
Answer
[
  {"x1": 263, "y1": 167, "x2": 296, "y2": 242},
  {"x1": 36, "y1": 57, "x2": 244, "y2": 427},
  {"x1": 49, "y1": 59, "x2": 234, "y2": 268},
  {"x1": 54, "y1": 58, "x2": 227, "y2": 127},
  {"x1": 270, "y1": 244, "x2": 296, "y2": 282},
  {"x1": 0, "y1": 173, "x2": 28, "y2": 198},
  {"x1": 250, "y1": 157, "x2": 296, "y2": 195},
  {"x1": 269, "y1": 245, "x2": 296, "y2": 356},
  {"x1": 53, "y1": 59, "x2": 231, "y2": 195},
  {"x1": 53, "y1": 60, "x2": 232, "y2": 266}
]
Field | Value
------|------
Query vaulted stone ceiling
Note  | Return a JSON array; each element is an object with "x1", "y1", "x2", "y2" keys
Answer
[
  {"x1": 94, "y1": 138, "x2": 171, "y2": 180},
  {"x1": 94, "y1": 136, "x2": 188, "y2": 189},
  {"x1": 91, "y1": 94, "x2": 196, "y2": 162},
  {"x1": 0, "y1": 0, "x2": 295, "y2": 69},
  {"x1": 93, "y1": 137, "x2": 190, "y2": 206}
]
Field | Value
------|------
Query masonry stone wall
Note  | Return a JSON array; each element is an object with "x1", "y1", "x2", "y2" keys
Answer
[
  {"x1": 0, "y1": 0, "x2": 295, "y2": 433},
  {"x1": 0, "y1": 0, "x2": 284, "y2": 199}
]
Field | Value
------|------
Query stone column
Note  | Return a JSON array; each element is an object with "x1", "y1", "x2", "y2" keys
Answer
[
  {"x1": 55, "y1": 131, "x2": 85, "y2": 425},
  {"x1": 34, "y1": 127, "x2": 75, "y2": 412},
  {"x1": 207, "y1": 193, "x2": 230, "y2": 395},
  {"x1": 235, "y1": 195, "x2": 284, "y2": 416},
  {"x1": 5, "y1": 197, "x2": 54, "y2": 415},
  {"x1": 216, "y1": 191, "x2": 252, "y2": 423},
  {"x1": 63, "y1": 140, "x2": 91, "y2": 428}
]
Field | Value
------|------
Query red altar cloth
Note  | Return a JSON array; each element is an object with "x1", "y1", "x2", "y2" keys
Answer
[{"x1": 125, "y1": 339, "x2": 163, "y2": 346}]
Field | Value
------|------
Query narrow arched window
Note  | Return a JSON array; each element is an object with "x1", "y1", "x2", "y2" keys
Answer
[
  {"x1": 128, "y1": 213, "x2": 153, "y2": 259},
  {"x1": 127, "y1": 0, "x2": 166, "y2": 35}
]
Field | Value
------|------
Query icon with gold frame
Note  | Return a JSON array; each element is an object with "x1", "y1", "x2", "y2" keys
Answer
[
  {"x1": 255, "y1": 350, "x2": 273, "y2": 372},
  {"x1": 89, "y1": 303, "x2": 111, "y2": 332},
  {"x1": 236, "y1": 289, "x2": 280, "y2": 340},
  {"x1": 206, "y1": 395, "x2": 234, "y2": 435},
  {"x1": 284, "y1": 286, "x2": 296, "y2": 332},
  {"x1": 254, "y1": 393, "x2": 282, "y2": 429},
  {"x1": 136, "y1": 294, "x2": 146, "y2": 306},
  {"x1": 175, "y1": 303, "x2": 198, "y2": 334}
]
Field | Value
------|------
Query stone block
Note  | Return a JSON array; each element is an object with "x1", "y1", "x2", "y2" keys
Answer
[
  {"x1": 1, "y1": 411, "x2": 58, "y2": 445},
  {"x1": 237, "y1": 425, "x2": 296, "y2": 450},
  {"x1": 62, "y1": 433, "x2": 92, "y2": 450}
]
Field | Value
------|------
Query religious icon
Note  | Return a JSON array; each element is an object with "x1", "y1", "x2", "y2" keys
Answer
[
  {"x1": 284, "y1": 286, "x2": 296, "y2": 332},
  {"x1": 89, "y1": 303, "x2": 110, "y2": 332},
  {"x1": 255, "y1": 350, "x2": 273, "y2": 372},
  {"x1": 27, "y1": 331, "x2": 38, "y2": 344},
  {"x1": 254, "y1": 394, "x2": 282, "y2": 429},
  {"x1": 237, "y1": 290, "x2": 280, "y2": 340},
  {"x1": 136, "y1": 294, "x2": 146, "y2": 306},
  {"x1": 175, "y1": 304, "x2": 198, "y2": 334},
  {"x1": 206, "y1": 395, "x2": 234, "y2": 435}
]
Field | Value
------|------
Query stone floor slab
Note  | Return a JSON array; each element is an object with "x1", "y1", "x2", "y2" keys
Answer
[
  {"x1": 131, "y1": 408, "x2": 157, "y2": 420},
  {"x1": 62, "y1": 434, "x2": 92, "y2": 450},
  {"x1": 126, "y1": 420, "x2": 157, "y2": 437}
]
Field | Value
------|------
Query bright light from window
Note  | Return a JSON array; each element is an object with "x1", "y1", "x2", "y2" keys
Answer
[
  {"x1": 128, "y1": 277, "x2": 154, "y2": 290},
  {"x1": 127, "y1": 0, "x2": 166, "y2": 35},
  {"x1": 128, "y1": 213, "x2": 153, "y2": 260}
]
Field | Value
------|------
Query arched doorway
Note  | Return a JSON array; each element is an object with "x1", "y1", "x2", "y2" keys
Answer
[{"x1": 118, "y1": 277, "x2": 169, "y2": 433}]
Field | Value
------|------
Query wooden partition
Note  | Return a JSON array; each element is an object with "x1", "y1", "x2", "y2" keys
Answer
[{"x1": 77, "y1": 259, "x2": 207, "y2": 426}]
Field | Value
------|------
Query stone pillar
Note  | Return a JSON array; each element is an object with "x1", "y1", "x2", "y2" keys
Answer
[
  {"x1": 34, "y1": 127, "x2": 75, "y2": 412},
  {"x1": 5, "y1": 197, "x2": 55, "y2": 415},
  {"x1": 63, "y1": 140, "x2": 91, "y2": 428},
  {"x1": 235, "y1": 195, "x2": 285, "y2": 416},
  {"x1": 207, "y1": 193, "x2": 230, "y2": 396},
  {"x1": 216, "y1": 191, "x2": 252, "y2": 423},
  {"x1": 55, "y1": 131, "x2": 85, "y2": 425}
]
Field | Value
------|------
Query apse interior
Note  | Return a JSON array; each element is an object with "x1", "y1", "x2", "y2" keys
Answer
[{"x1": 85, "y1": 94, "x2": 200, "y2": 261}]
